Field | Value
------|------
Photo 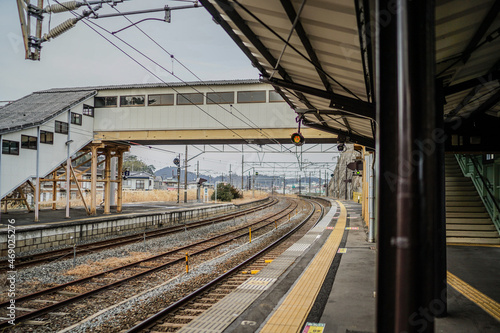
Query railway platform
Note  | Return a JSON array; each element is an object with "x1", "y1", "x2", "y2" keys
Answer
[
  {"x1": 181, "y1": 200, "x2": 500, "y2": 333},
  {"x1": 0, "y1": 201, "x2": 214, "y2": 227},
  {"x1": 0, "y1": 198, "x2": 270, "y2": 257}
]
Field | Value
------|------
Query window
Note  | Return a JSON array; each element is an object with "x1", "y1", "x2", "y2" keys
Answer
[
  {"x1": 55, "y1": 121, "x2": 69, "y2": 134},
  {"x1": 2, "y1": 140, "x2": 19, "y2": 155},
  {"x1": 71, "y1": 112, "x2": 82, "y2": 125},
  {"x1": 120, "y1": 95, "x2": 145, "y2": 106},
  {"x1": 269, "y1": 90, "x2": 284, "y2": 102},
  {"x1": 177, "y1": 93, "x2": 204, "y2": 105},
  {"x1": 40, "y1": 130, "x2": 54, "y2": 144},
  {"x1": 94, "y1": 96, "x2": 117, "y2": 107},
  {"x1": 83, "y1": 104, "x2": 94, "y2": 117},
  {"x1": 237, "y1": 90, "x2": 266, "y2": 103},
  {"x1": 484, "y1": 154, "x2": 495, "y2": 163},
  {"x1": 207, "y1": 92, "x2": 234, "y2": 104},
  {"x1": 148, "y1": 94, "x2": 174, "y2": 106},
  {"x1": 136, "y1": 180, "x2": 145, "y2": 190},
  {"x1": 21, "y1": 135, "x2": 37, "y2": 150}
]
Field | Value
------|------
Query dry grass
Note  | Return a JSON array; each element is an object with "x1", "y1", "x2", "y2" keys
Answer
[
  {"x1": 64, "y1": 252, "x2": 151, "y2": 277},
  {"x1": 232, "y1": 191, "x2": 269, "y2": 204},
  {"x1": 8, "y1": 188, "x2": 270, "y2": 211},
  {"x1": 122, "y1": 189, "x2": 204, "y2": 203}
]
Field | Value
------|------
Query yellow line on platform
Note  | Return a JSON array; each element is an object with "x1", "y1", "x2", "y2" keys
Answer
[
  {"x1": 260, "y1": 201, "x2": 347, "y2": 333},
  {"x1": 447, "y1": 243, "x2": 500, "y2": 248},
  {"x1": 447, "y1": 271, "x2": 500, "y2": 321}
]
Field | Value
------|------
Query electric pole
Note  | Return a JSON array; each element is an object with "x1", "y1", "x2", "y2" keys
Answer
[
  {"x1": 184, "y1": 145, "x2": 188, "y2": 203},
  {"x1": 177, "y1": 154, "x2": 181, "y2": 204},
  {"x1": 196, "y1": 160, "x2": 200, "y2": 202},
  {"x1": 241, "y1": 155, "x2": 244, "y2": 190}
]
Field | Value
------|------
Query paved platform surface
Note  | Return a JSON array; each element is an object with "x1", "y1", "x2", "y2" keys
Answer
[
  {"x1": 0, "y1": 201, "x2": 215, "y2": 227},
  {"x1": 225, "y1": 200, "x2": 500, "y2": 332}
]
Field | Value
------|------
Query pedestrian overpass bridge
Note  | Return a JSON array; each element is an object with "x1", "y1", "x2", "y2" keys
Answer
[{"x1": 0, "y1": 79, "x2": 337, "y2": 212}]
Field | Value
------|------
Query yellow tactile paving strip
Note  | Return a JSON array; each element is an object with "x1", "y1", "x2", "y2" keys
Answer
[
  {"x1": 447, "y1": 271, "x2": 500, "y2": 321},
  {"x1": 260, "y1": 200, "x2": 347, "y2": 333}
]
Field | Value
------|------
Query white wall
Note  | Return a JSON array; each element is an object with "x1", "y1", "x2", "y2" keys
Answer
[
  {"x1": 1, "y1": 98, "x2": 94, "y2": 198},
  {"x1": 93, "y1": 83, "x2": 296, "y2": 132}
]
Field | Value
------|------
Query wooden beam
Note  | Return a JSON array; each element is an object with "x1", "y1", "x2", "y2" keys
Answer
[
  {"x1": 90, "y1": 145, "x2": 98, "y2": 215},
  {"x1": 104, "y1": 150, "x2": 111, "y2": 214},
  {"x1": 70, "y1": 164, "x2": 90, "y2": 215},
  {"x1": 117, "y1": 150, "x2": 124, "y2": 213}
]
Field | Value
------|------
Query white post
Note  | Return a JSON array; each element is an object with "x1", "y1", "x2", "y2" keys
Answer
[
  {"x1": 66, "y1": 112, "x2": 71, "y2": 218},
  {"x1": 35, "y1": 126, "x2": 40, "y2": 222}
]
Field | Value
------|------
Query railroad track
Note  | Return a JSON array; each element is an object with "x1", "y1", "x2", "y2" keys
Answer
[
  {"x1": 0, "y1": 197, "x2": 278, "y2": 270},
  {"x1": 0, "y1": 198, "x2": 298, "y2": 330},
  {"x1": 126, "y1": 199, "x2": 327, "y2": 333}
]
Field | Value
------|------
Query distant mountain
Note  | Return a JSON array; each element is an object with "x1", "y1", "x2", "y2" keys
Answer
[{"x1": 155, "y1": 166, "x2": 200, "y2": 181}]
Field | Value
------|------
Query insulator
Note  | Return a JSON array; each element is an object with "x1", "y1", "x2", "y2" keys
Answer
[
  {"x1": 44, "y1": 1, "x2": 79, "y2": 13},
  {"x1": 42, "y1": 18, "x2": 78, "y2": 41}
]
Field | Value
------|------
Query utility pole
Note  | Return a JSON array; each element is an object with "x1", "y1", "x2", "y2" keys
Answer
[
  {"x1": 319, "y1": 170, "x2": 322, "y2": 196},
  {"x1": 299, "y1": 174, "x2": 301, "y2": 195},
  {"x1": 177, "y1": 154, "x2": 181, "y2": 204},
  {"x1": 252, "y1": 167, "x2": 255, "y2": 198},
  {"x1": 241, "y1": 155, "x2": 244, "y2": 190},
  {"x1": 325, "y1": 170, "x2": 328, "y2": 196},
  {"x1": 309, "y1": 172, "x2": 311, "y2": 194},
  {"x1": 283, "y1": 174, "x2": 286, "y2": 195},
  {"x1": 196, "y1": 160, "x2": 200, "y2": 202},
  {"x1": 184, "y1": 145, "x2": 188, "y2": 203},
  {"x1": 229, "y1": 164, "x2": 232, "y2": 186}
]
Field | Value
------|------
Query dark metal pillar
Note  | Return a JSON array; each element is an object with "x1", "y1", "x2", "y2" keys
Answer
[
  {"x1": 376, "y1": 0, "x2": 437, "y2": 332},
  {"x1": 434, "y1": 79, "x2": 447, "y2": 317},
  {"x1": 345, "y1": 164, "x2": 348, "y2": 200}
]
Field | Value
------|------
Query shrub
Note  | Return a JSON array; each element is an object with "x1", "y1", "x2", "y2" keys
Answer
[{"x1": 211, "y1": 183, "x2": 242, "y2": 202}]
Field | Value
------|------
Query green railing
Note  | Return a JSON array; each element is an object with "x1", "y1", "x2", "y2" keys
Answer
[{"x1": 455, "y1": 154, "x2": 500, "y2": 235}]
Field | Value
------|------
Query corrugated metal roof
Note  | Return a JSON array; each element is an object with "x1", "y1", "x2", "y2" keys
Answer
[
  {"x1": 200, "y1": 0, "x2": 500, "y2": 147},
  {"x1": 0, "y1": 90, "x2": 96, "y2": 134},
  {"x1": 38, "y1": 79, "x2": 262, "y2": 93}
]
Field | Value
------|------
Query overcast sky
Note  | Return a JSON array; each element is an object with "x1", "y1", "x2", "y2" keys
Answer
[{"x1": 0, "y1": 0, "x2": 337, "y2": 176}]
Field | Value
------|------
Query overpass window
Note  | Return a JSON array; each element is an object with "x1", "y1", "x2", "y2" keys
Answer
[
  {"x1": 55, "y1": 121, "x2": 69, "y2": 134},
  {"x1": 120, "y1": 95, "x2": 145, "y2": 107},
  {"x1": 2, "y1": 140, "x2": 19, "y2": 155},
  {"x1": 269, "y1": 90, "x2": 284, "y2": 102},
  {"x1": 207, "y1": 92, "x2": 234, "y2": 104},
  {"x1": 148, "y1": 94, "x2": 174, "y2": 106},
  {"x1": 71, "y1": 112, "x2": 82, "y2": 125},
  {"x1": 40, "y1": 130, "x2": 53, "y2": 144},
  {"x1": 177, "y1": 93, "x2": 204, "y2": 105},
  {"x1": 237, "y1": 90, "x2": 266, "y2": 103},
  {"x1": 94, "y1": 96, "x2": 117, "y2": 108},
  {"x1": 21, "y1": 135, "x2": 37, "y2": 150},
  {"x1": 83, "y1": 104, "x2": 94, "y2": 117}
]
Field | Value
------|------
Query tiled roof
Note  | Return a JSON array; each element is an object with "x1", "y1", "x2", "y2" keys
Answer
[{"x1": 0, "y1": 90, "x2": 96, "y2": 134}]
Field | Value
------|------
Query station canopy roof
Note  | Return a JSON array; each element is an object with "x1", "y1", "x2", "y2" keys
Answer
[{"x1": 200, "y1": 0, "x2": 500, "y2": 148}]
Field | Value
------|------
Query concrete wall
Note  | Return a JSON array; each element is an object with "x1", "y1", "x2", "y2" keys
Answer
[
  {"x1": 0, "y1": 197, "x2": 269, "y2": 256},
  {"x1": 329, "y1": 144, "x2": 363, "y2": 200}
]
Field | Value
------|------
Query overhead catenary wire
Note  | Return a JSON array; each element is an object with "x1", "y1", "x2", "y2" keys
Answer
[
  {"x1": 107, "y1": 4, "x2": 293, "y2": 154},
  {"x1": 51, "y1": 1, "x2": 260, "y2": 148},
  {"x1": 45, "y1": 1, "x2": 291, "y2": 154}
]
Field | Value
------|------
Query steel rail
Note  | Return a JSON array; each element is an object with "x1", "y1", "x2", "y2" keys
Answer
[
  {"x1": 127, "y1": 198, "x2": 324, "y2": 332},
  {"x1": 0, "y1": 199, "x2": 297, "y2": 329},
  {"x1": 1, "y1": 198, "x2": 276, "y2": 270}
]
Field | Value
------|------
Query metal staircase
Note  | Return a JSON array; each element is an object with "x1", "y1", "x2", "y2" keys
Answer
[{"x1": 445, "y1": 155, "x2": 500, "y2": 245}]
